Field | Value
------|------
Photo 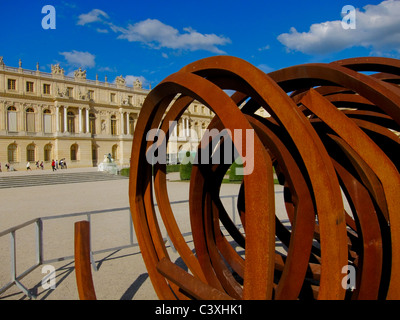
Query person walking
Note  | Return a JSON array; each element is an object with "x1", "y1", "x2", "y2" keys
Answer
[
  {"x1": 26, "y1": 162, "x2": 32, "y2": 171},
  {"x1": 40, "y1": 161, "x2": 44, "y2": 170},
  {"x1": 51, "y1": 159, "x2": 56, "y2": 171}
]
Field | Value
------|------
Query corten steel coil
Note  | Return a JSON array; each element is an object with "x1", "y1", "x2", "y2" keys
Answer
[{"x1": 128, "y1": 56, "x2": 400, "y2": 300}]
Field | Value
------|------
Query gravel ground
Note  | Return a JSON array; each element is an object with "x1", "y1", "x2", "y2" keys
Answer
[{"x1": 0, "y1": 168, "x2": 253, "y2": 300}]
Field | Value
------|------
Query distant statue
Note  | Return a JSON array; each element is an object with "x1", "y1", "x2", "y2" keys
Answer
[
  {"x1": 78, "y1": 90, "x2": 86, "y2": 100},
  {"x1": 56, "y1": 86, "x2": 65, "y2": 97},
  {"x1": 74, "y1": 67, "x2": 86, "y2": 79},
  {"x1": 103, "y1": 153, "x2": 114, "y2": 163},
  {"x1": 115, "y1": 75, "x2": 126, "y2": 86},
  {"x1": 134, "y1": 78, "x2": 142, "y2": 89},
  {"x1": 51, "y1": 64, "x2": 65, "y2": 75},
  {"x1": 0, "y1": 56, "x2": 5, "y2": 66}
]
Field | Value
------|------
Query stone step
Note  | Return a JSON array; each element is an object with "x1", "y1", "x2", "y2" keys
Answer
[{"x1": 0, "y1": 171, "x2": 127, "y2": 189}]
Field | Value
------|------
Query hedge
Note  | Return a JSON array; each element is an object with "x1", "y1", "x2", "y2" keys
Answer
[
  {"x1": 229, "y1": 160, "x2": 244, "y2": 182},
  {"x1": 120, "y1": 168, "x2": 130, "y2": 177},
  {"x1": 179, "y1": 151, "x2": 193, "y2": 180}
]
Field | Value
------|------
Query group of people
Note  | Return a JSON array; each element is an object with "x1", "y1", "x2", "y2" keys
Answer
[
  {"x1": 0, "y1": 159, "x2": 68, "y2": 172},
  {"x1": 51, "y1": 159, "x2": 67, "y2": 171},
  {"x1": 26, "y1": 161, "x2": 44, "y2": 170},
  {"x1": 0, "y1": 162, "x2": 16, "y2": 172}
]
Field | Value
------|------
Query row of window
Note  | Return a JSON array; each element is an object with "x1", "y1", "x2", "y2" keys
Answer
[
  {"x1": 7, "y1": 143, "x2": 78, "y2": 163},
  {"x1": 6, "y1": 79, "x2": 210, "y2": 114},
  {"x1": 6, "y1": 143, "x2": 119, "y2": 164},
  {"x1": 8, "y1": 79, "x2": 51, "y2": 94},
  {"x1": 5, "y1": 106, "x2": 136, "y2": 135},
  {"x1": 7, "y1": 79, "x2": 132, "y2": 103}
]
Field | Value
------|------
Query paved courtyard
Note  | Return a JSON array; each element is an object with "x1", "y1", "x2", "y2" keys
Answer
[{"x1": 0, "y1": 166, "x2": 259, "y2": 300}]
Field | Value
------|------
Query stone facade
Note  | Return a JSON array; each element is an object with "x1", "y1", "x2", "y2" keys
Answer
[{"x1": 0, "y1": 57, "x2": 214, "y2": 170}]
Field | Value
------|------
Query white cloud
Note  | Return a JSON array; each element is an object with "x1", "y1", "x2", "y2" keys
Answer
[
  {"x1": 96, "y1": 28, "x2": 109, "y2": 34},
  {"x1": 77, "y1": 10, "x2": 230, "y2": 53},
  {"x1": 124, "y1": 75, "x2": 149, "y2": 87},
  {"x1": 257, "y1": 64, "x2": 274, "y2": 73},
  {"x1": 116, "y1": 19, "x2": 231, "y2": 53},
  {"x1": 111, "y1": 18, "x2": 230, "y2": 54},
  {"x1": 59, "y1": 50, "x2": 96, "y2": 68},
  {"x1": 77, "y1": 9, "x2": 109, "y2": 26},
  {"x1": 258, "y1": 45, "x2": 270, "y2": 51},
  {"x1": 277, "y1": 0, "x2": 400, "y2": 55}
]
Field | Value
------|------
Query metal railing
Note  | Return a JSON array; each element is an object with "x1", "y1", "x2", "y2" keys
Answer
[{"x1": 0, "y1": 195, "x2": 240, "y2": 299}]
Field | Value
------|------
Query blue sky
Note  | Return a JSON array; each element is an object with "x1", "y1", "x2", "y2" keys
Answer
[{"x1": 1, "y1": 0, "x2": 398, "y2": 89}]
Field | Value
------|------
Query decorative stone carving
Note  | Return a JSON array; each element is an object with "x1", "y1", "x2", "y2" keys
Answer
[
  {"x1": 134, "y1": 78, "x2": 142, "y2": 89},
  {"x1": 78, "y1": 90, "x2": 86, "y2": 100},
  {"x1": 74, "y1": 67, "x2": 86, "y2": 80},
  {"x1": 119, "y1": 93, "x2": 129, "y2": 105},
  {"x1": 115, "y1": 75, "x2": 126, "y2": 87},
  {"x1": 51, "y1": 64, "x2": 65, "y2": 75},
  {"x1": 0, "y1": 56, "x2": 5, "y2": 67},
  {"x1": 56, "y1": 86, "x2": 64, "y2": 97}
]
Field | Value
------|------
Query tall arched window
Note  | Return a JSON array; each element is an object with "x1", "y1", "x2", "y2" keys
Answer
[
  {"x1": 7, "y1": 106, "x2": 17, "y2": 132},
  {"x1": 43, "y1": 109, "x2": 52, "y2": 134},
  {"x1": 178, "y1": 119, "x2": 183, "y2": 137},
  {"x1": 194, "y1": 122, "x2": 200, "y2": 139},
  {"x1": 112, "y1": 144, "x2": 118, "y2": 161},
  {"x1": 67, "y1": 111, "x2": 75, "y2": 133},
  {"x1": 92, "y1": 144, "x2": 98, "y2": 165},
  {"x1": 44, "y1": 144, "x2": 52, "y2": 162},
  {"x1": 70, "y1": 144, "x2": 78, "y2": 161},
  {"x1": 8, "y1": 143, "x2": 18, "y2": 163},
  {"x1": 26, "y1": 143, "x2": 36, "y2": 162},
  {"x1": 201, "y1": 122, "x2": 206, "y2": 136},
  {"x1": 26, "y1": 108, "x2": 35, "y2": 132},
  {"x1": 89, "y1": 113, "x2": 96, "y2": 134},
  {"x1": 129, "y1": 116, "x2": 134, "y2": 135},
  {"x1": 111, "y1": 115, "x2": 117, "y2": 135}
]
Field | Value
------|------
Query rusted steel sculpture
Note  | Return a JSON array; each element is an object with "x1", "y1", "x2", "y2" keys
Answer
[
  {"x1": 128, "y1": 56, "x2": 400, "y2": 300},
  {"x1": 75, "y1": 221, "x2": 97, "y2": 300}
]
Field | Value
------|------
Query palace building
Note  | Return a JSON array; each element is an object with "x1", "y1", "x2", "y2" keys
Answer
[{"x1": 0, "y1": 57, "x2": 214, "y2": 171}]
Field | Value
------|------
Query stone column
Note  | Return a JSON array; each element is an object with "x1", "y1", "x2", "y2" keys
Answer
[
  {"x1": 78, "y1": 107, "x2": 82, "y2": 133},
  {"x1": 120, "y1": 111, "x2": 125, "y2": 135},
  {"x1": 38, "y1": 104, "x2": 43, "y2": 133},
  {"x1": 126, "y1": 112, "x2": 129, "y2": 135},
  {"x1": 0, "y1": 101, "x2": 5, "y2": 131},
  {"x1": 85, "y1": 108, "x2": 89, "y2": 133},
  {"x1": 186, "y1": 118, "x2": 190, "y2": 136},
  {"x1": 63, "y1": 106, "x2": 67, "y2": 133},
  {"x1": 55, "y1": 106, "x2": 59, "y2": 132},
  {"x1": 173, "y1": 120, "x2": 177, "y2": 137}
]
